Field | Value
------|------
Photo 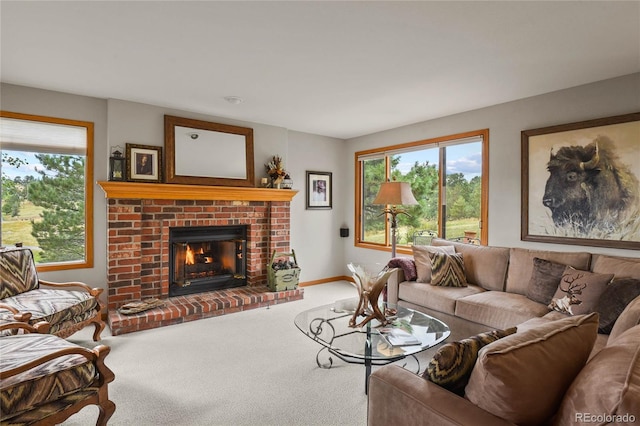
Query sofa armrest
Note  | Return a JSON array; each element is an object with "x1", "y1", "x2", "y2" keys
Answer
[
  {"x1": 368, "y1": 365, "x2": 514, "y2": 426},
  {"x1": 387, "y1": 269, "x2": 404, "y2": 305}
]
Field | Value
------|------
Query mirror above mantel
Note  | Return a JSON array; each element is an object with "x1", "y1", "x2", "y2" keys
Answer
[{"x1": 164, "y1": 115, "x2": 255, "y2": 187}]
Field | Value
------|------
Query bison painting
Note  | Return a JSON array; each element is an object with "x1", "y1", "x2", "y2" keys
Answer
[{"x1": 543, "y1": 136, "x2": 639, "y2": 234}]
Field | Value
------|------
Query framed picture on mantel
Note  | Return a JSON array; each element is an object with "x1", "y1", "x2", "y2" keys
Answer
[{"x1": 126, "y1": 143, "x2": 162, "y2": 183}]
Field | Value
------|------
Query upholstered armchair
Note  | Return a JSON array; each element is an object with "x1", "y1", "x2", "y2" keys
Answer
[
  {"x1": 0, "y1": 321, "x2": 116, "y2": 425},
  {"x1": 0, "y1": 246, "x2": 106, "y2": 341}
]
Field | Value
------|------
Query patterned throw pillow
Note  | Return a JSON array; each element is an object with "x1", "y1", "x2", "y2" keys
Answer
[
  {"x1": 428, "y1": 252, "x2": 467, "y2": 287},
  {"x1": 423, "y1": 327, "x2": 517, "y2": 395},
  {"x1": 525, "y1": 257, "x2": 566, "y2": 305},
  {"x1": 548, "y1": 266, "x2": 614, "y2": 316},
  {"x1": 413, "y1": 245, "x2": 455, "y2": 283},
  {"x1": 595, "y1": 278, "x2": 640, "y2": 334}
]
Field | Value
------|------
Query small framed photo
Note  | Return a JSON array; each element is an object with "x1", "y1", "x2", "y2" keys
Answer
[
  {"x1": 126, "y1": 143, "x2": 163, "y2": 183},
  {"x1": 306, "y1": 171, "x2": 332, "y2": 210}
]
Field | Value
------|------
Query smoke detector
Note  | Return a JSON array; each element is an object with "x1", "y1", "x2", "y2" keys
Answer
[{"x1": 224, "y1": 96, "x2": 244, "y2": 105}]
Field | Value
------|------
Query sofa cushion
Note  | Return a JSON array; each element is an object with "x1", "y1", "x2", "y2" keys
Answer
[
  {"x1": 548, "y1": 267, "x2": 613, "y2": 316},
  {"x1": 505, "y1": 248, "x2": 591, "y2": 295},
  {"x1": 0, "y1": 334, "x2": 96, "y2": 418},
  {"x1": 591, "y1": 254, "x2": 640, "y2": 279},
  {"x1": 609, "y1": 295, "x2": 640, "y2": 342},
  {"x1": 455, "y1": 291, "x2": 550, "y2": 330},
  {"x1": 429, "y1": 252, "x2": 467, "y2": 287},
  {"x1": 0, "y1": 247, "x2": 39, "y2": 299},
  {"x1": 465, "y1": 313, "x2": 598, "y2": 426},
  {"x1": 423, "y1": 327, "x2": 517, "y2": 395},
  {"x1": 525, "y1": 257, "x2": 566, "y2": 304},
  {"x1": 398, "y1": 282, "x2": 485, "y2": 315},
  {"x1": 0, "y1": 289, "x2": 98, "y2": 334},
  {"x1": 554, "y1": 324, "x2": 640, "y2": 426},
  {"x1": 413, "y1": 245, "x2": 455, "y2": 283},
  {"x1": 432, "y1": 239, "x2": 509, "y2": 291},
  {"x1": 596, "y1": 278, "x2": 640, "y2": 334}
]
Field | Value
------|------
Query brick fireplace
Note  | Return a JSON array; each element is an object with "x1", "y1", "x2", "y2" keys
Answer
[{"x1": 99, "y1": 182, "x2": 303, "y2": 335}]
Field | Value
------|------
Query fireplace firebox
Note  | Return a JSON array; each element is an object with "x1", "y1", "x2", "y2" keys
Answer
[{"x1": 169, "y1": 225, "x2": 247, "y2": 297}]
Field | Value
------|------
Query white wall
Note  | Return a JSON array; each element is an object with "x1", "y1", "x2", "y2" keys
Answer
[
  {"x1": 1, "y1": 83, "x2": 109, "y2": 287},
  {"x1": 343, "y1": 73, "x2": 640, "y2": 271},
  {"x1": 1, "y1": 84, "x2": 347, "y2": 288},
  {"x1": 3, "y1": 73, "x2": 639, "y2": 289},
  {"x1": 287, "y1": 130, "x2": 347, "y2": 281}
]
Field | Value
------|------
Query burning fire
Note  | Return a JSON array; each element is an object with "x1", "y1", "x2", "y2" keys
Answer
[
  {"x1": 185, "y1": 245, "x2": 195, "y2": 265},
  {"x1": 184, "y1": 245, "x2": 206, "y2": 265}
]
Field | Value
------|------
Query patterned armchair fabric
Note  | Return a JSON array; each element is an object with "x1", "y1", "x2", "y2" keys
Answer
[
  {"x1": 0, "y1": 322, "x2": 115, "y2": 426},
  {"x1": 0, "y1": 247, "x2": 38, "y2": 299},
  {"x1": 0, "y1": 247, "x2": 106, "y2": 341}
]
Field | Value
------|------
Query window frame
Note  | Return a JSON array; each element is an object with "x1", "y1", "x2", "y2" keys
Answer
[
  {"x1": 355, "y1": 129, "x2": 489, "y2": 254},
  {"x1": 0, "y1": 111, "x2": 94, "y2": 272}
]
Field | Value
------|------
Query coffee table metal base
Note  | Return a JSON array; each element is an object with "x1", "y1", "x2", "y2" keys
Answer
[{"x1": 306, "y1": 312, "x2": 423, "y2": 394}]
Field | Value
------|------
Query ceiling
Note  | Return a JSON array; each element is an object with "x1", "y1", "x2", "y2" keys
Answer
[{"x1": 1, "y1": 1, "x2": 638, "y2": 139}]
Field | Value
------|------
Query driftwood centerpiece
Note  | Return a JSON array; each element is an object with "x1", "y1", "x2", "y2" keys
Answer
[{"x1": 347, "y1": 263, "x2": 398, "y2": 328}]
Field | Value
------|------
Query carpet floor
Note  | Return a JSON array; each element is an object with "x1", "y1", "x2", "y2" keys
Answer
[{"x1": 61, "y1": 281, "x2": 488, "y2": 426}]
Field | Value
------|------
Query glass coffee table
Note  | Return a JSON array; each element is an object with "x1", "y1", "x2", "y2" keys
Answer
[{"x1": 294, "y1": 298, "x2": 450, "y2": 393}]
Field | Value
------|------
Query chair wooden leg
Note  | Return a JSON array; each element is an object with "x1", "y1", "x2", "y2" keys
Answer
[
  {"x1": 92, "y1": 318, "x2": 106, "y2": 341},
  {"x1": 96, "y1": 399, "x2": 116, "y2": 426}
]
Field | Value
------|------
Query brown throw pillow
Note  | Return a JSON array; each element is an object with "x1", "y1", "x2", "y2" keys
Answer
[
  {"x1": 548, "y1": 266, "x2": 614, "y2": 316},
  {"x1": 554, "y1": 325, "x2": 640, "y2": 426},
  {"x1": 465, "y1": 313, "x2": 599, "y2": 426},
  {"x1": 595, "y1": 278, "x2": 640, "y2": 334},
  {"x1": 526, "y1": 257, "x2": 566, "y2": 305},
  {"x1": 428, "y1": 252, "x2": 467, "y2": 287},
  {"x1": 423, "y1": 327, "x2": 517, "y2": 395},
  {"x1": 413, "y1": 245, "x2": 455, "y2": 283}
]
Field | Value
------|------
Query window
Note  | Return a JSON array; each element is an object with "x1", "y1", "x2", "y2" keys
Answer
[
  {"x1": 0, "y1": 111, "x2": 94, "y2": 271},
  {"x1": 356, "y1": 130, "x2": 488, "y2": 253}
]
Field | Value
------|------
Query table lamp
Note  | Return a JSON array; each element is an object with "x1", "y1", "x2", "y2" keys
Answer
[{"x1": 372, "y1": 180, "x2": 418, "y2": 258}]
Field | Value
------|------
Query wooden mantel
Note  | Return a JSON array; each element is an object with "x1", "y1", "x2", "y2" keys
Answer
[{"x1": 97, "y1": 181, "x2": 298, "y2": 202}]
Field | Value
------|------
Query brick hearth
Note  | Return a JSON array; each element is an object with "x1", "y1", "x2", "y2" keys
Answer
[
  {"x1": 100, "y1": 182, "x2": 300, "y2": 335},
  {"x1": 108, "y1": 285, "x2": 303, "y2": 336}
]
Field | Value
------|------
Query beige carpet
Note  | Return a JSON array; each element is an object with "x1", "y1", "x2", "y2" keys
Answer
[{"x1": 62, "y1": 281, "x2": 488, "y2": 426}]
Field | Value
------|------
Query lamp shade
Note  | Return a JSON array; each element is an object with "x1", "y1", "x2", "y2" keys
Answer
[{"x1": 372, "y1": 181, "x2": 418, "y2": 206}]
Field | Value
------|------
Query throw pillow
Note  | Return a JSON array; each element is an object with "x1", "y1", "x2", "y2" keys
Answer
[
  {"x1": 429, "y1": 252, "x2": 467, "y2": 287},
  {"x1": 548, "y1": 266, "x2": 614, "y2": 316},
  {"x1": 386, "y1": 257, "x2": 417, "y2": 281},
  {"x1": 423, "y1": 327, "x2": 517, "y2": 395},
  {"x1": 525, "y1": 257, "x2": 566, "y2": 305},
  {"x1": 465, "y1": 313, "x2": 599, "y2": 426},
  {"x1": 595, "y1": 278, "x2": 640, "y2": 334},
  {"x1": 412, "y1": 245, "x2": 455, "y2": 283},
  {"x1": 554, "y1": 325, "x2": 640, "y2": 426}
]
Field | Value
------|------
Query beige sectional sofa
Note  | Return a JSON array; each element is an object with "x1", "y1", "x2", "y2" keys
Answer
[
  {"x1": 371, "y1": 238, "x2": 640, "y2": 425},
  {"x1": 387, "y1": 238, "x2": 639, "y2": 350}
]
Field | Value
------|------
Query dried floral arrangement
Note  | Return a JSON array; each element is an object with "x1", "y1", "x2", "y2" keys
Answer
[{"x1": 265, "y1": 155, "x2": 289, "y2": 184}]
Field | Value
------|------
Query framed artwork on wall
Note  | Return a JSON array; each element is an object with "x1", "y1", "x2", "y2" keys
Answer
[
  {"x1": 306, "y1": 171, "x2": 332, "y2": 210},
  {"x1": 521, "y1": 112, "x2": 640, "y2": 250},
  {"x1": 126, "y1": 143, "x2": 163, "y2": 183}
]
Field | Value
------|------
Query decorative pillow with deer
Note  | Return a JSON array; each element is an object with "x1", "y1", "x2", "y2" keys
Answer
[{"x1": 548, "y1": 266, "x2": 614, "y2": 316}]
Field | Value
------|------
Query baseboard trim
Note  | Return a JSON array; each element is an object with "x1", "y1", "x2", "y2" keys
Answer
[{"x1": 299, "y1": 276, "x2": 354, "y2": 287}]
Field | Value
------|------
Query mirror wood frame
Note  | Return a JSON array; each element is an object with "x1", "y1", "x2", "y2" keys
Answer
[{"x1": 164, "y1": 115, "x2": 255, "y2": 187}]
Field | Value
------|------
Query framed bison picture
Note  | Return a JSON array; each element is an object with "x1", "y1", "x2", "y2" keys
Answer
[{"x1": 521, "y1": 112, "x2": 640, "y2": 250}]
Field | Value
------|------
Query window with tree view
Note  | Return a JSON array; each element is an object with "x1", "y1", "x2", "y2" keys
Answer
[
  {"x1": 357, "y1": 130, "x2": 488, "y2": 252},
  {"x1": 0, "y1": 112, "x2": 93, "y2": 270}
]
